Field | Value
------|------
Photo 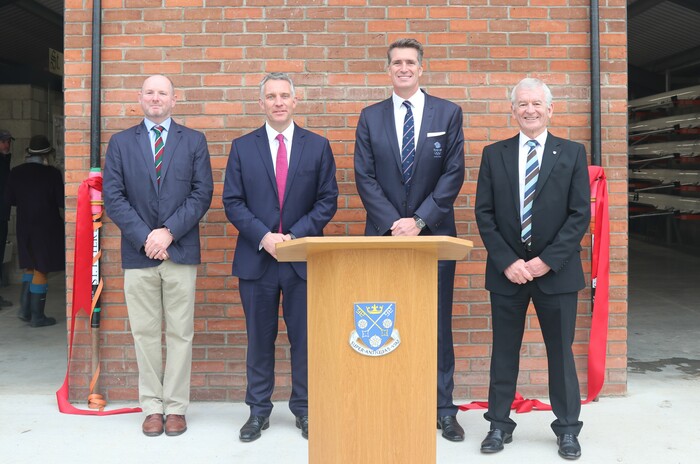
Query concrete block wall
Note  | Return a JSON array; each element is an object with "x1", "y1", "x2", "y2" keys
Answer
[{"x1": 0, "y1": 84, "x2": 64, "y2": 283}]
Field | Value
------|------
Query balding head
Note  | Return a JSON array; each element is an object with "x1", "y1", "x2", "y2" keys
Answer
[{"x1": 139, "y1": 75, "x2": 177, "y2": 124}]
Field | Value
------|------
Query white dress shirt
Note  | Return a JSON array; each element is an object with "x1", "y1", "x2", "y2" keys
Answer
[
  {"x1": 392, "y1": 90, "x2": 425, "y2": 153},
  {"x1": 264, "y1": 121, "x2": 294, "y2": 172},
  {"x1": 518, "y1": 130, "x2": 547, "y2": 216},
  {"x1": 144, "y1": 117, "x2": 172, "y2": 159}
]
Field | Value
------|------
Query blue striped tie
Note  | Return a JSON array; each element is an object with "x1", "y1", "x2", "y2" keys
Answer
[
  {"x1": 521, "y1": 140, "x2": 539, "y2": 246},
  {"x1": 401, "y1": 101, "x2": 415, "y2": 188}
]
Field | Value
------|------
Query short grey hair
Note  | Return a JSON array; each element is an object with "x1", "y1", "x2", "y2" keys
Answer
[
  {"x1": 259, "y1": 72, "x2": 295, "y2": 100},
  {"x1": 387, "y1": 38, "x2": 424, "y2": 66},
  {"x1": 510, "y1": 78, "x2": 553, "y2": 107}
]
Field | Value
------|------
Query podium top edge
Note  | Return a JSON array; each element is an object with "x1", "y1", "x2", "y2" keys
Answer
[{"x1": 277, "y1": 236, "x2": 473, "y2": 262}]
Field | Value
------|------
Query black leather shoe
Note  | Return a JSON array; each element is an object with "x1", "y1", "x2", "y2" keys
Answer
[
  {"x1": 557, "y1": 433, "x2": 581, "y2": 460},
  {"x1": 437, "y1": 415, "x2": 464, "y2": 442},
  {"x1": 239, "y1": 415, "x2": 269, "y2": 442},
  {"x1": 480, "y1": 428, "x2": 512, "y2": 453},
  {"x1": 295, "y1": 415, "x2": 309, "y2": 439}
]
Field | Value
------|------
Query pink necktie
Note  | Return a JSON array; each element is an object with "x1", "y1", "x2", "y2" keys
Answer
[{"x1": 275, "y1": 133, "x2": 288, "y2": 233}]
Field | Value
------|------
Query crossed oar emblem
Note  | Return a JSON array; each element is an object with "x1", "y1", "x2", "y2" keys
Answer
[{"x1": 355, "y1": 303, "x2": 394, "y2": 337}]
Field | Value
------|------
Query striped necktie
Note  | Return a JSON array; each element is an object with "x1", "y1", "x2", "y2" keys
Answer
[
  {"x1": 401, "y1": 101, "x2": 415, "y2": 188},
  {"x1": 152, "y1": 125, "x2": 165, "y2": 184},
  {"x1": 521, "y1": 139, "x2": 539, "y2": 247}
]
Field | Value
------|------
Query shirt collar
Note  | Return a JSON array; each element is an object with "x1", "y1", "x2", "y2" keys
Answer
[
  {"x1": 265, "y1": 121, "x2": 295, "y2": 143},
  {"x1": 392, "y1": 88, "x2": 425, "y2": 110},
  {"x1": 144, "y1": 118, "x2": 172, "y2": 132},
  {"x1": 518, "y1": 130, "x2": 548, "y2": 150}
]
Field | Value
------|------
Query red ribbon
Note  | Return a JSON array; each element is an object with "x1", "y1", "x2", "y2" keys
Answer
[
  {"x1": 56, "y1": 174, "x2": 141, "y2": 415},
  {"x1": 460, "y1": 166, "x2": 610, "y2": 413},
  {"x1": 582, "y1": 166, "x2": 609, "y2": 404}
]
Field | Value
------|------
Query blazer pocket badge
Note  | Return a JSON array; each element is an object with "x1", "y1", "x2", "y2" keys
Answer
[{"x1": 432, "y1": 141, "x2": 443, "y2": 158}]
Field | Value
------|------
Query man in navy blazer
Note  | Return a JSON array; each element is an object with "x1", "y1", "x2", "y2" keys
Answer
[
  {"x1": 475, "y1": 78, "x2": 590, "y2": 460},
  {"x1": 354, "y1": 38, "x2": 466, "y2": 442},
  {"x1": 104, "y1": 75, "x2": 213, "y2": 437},
  {"x1": 223, "y1": 73, "x2": 338, "y2": 442}
]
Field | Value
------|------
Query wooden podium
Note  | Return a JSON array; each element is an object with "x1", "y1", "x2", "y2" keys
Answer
[{"x1": 277, "y1": 236, "x2": 472, "y2": 464}]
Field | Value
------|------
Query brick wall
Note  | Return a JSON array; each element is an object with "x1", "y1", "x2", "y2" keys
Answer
[{"x1": 64, "y1": 0, "x2": 628, "y2": 404}]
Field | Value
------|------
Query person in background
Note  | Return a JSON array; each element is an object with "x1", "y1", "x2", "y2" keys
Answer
[
  {"x1": 5, "y1": 135, "x2": 65, "y2": 326},
  {"x1": 0, "y1": 129, "x2": 14, "y2": 308}
]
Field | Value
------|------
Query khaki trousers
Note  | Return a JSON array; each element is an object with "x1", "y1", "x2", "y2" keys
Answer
[{"x1": 124, "y1": 260, "x2": 197, "y2": 415}]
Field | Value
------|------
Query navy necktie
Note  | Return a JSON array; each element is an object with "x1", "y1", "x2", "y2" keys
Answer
[{"x1": 401, "y1": 101, "x2": 415, "y2": 188}]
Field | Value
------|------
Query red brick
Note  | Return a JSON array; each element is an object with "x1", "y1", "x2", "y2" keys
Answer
[{"x1": 63, "y1": 1, "x2": 629, "y2": 404}]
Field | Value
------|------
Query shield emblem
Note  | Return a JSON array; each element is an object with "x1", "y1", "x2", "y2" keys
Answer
[{"x1": 353, "y1": 302, "x2": 396, "y2": 351}]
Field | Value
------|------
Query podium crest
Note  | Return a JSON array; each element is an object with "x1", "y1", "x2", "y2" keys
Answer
[{"x1": 349, "y1": 302, "x2": 401, "y2": 356}]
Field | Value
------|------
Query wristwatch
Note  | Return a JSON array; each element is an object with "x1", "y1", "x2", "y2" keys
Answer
[{"x1": 414, "y1": 215, "x2": 426, "y2": 230}]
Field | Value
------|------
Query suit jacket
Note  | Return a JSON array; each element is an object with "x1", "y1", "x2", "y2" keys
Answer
[
  {"x1": 475, "y1": 132, "x2": 591, "y2": 296},
  {"x1": 354, "y1": 90, "x2": 465, "y2": 236},
  {"x1": 103, "y1": 120, "x2": 213, "y2": 269},
  {"x1": 222, "y1": 123, "x2": 338, "y2": 281}
]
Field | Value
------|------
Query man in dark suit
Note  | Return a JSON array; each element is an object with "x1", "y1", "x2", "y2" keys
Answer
[
  {"x1": 104, "y1": 75, "x2": 213, "y2": 437},
  {"x1": 223, "y1": 72, "x2": 338, "y2": 442},
  {"x1": 354, "y1": 38, "x2": 466, "y2": 442},
  {"x1": 475, "y1": 77, "x2": 590, "y2": 460}
]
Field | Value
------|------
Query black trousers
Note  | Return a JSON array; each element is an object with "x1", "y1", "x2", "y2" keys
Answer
[
  {"x1": 437, "y1": 260, "x2": 457, "y2": 417},
  {"x1": 485, "y1": 282, "x2": 583, "y2": 436}
]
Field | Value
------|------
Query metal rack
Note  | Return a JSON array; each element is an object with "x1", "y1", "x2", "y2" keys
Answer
[{"x1": 628, "y1": 85, "x2": 700, "y2": 247}]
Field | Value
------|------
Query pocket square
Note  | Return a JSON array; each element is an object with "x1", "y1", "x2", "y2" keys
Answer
[{"x1": 427, "y1": 131, "x2": 446, "y2": 137}]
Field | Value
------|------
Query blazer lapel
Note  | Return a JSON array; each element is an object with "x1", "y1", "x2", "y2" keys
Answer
[
  {"x1": 535, "y1": 132, "x2": 561, "y2": 201},
  {"x1": 415, "y1": 90, "x2": 432, "y2": 153},
  {"x1": 253, "y1": 125, "x2": 278, "y2": 196},
  {"x1": 414, "y1": 91, "x2": 434, "y2": 170},
  {"x1": 381, "y1": 98, "x2": 402, "y2": 173},
  {"x1": 135, "y1": 122, "x2": 158, "y2": 191},
  {"x1": 284, "y1": 123, "x2": 306, "y2": 204},
  {"x1": 158, "y1": 121, "x2": 182, "y2": 183},
  {"x1": 500, "y1": 135, "x2": 521, "y2": 216}
]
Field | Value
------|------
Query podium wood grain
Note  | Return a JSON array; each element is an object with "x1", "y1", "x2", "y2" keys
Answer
[{"x1": 277, "y1": 237, "x2": 472, "y2": 464}]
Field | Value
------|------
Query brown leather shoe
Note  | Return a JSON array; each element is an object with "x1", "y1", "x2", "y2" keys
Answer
[
  {"x1": 142, "y1": 414, "x2": 164, "y2": 437},
  {"x1": 165, "y1": 414, "x2": 187, "y2": 436}
]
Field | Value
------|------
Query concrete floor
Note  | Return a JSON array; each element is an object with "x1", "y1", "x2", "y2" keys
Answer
[{"x1": 0, "y1": 238, "x2": 699, "y2": 463}]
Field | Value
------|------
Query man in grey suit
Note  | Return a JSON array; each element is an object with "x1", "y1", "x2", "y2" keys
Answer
[
  {"x1": 475, "y1": 78, "x2": 590, "y2": 460},
  {"x1": 104, "y1": 75, "x2": 213, "y2": 437},
  {"x1": 354, "y1": 38, "x2": 466, "y2": 441}
]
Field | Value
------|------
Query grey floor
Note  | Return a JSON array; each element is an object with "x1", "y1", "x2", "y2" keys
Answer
[
  {"x1": 0, "y1": 238, "x2": 699, "y2": 463},
  {"x1": 628, "y1": 239, "x2": 700, "y2": 366}
]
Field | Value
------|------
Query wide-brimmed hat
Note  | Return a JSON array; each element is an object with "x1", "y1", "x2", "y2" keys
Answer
[
  {"x1": 26, "y1": 135, "x2": 55, "y2": 156},
  {"x1": 0, "y1": 129, "x2": 14, "y2": 140}
]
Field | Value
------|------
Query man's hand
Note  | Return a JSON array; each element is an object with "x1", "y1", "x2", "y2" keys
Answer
[
  {"x1": 145, "y1": 227, "x2": 173, "y2": 260},
  {"x1": 504, "y1": 259, "x2": 534, "y2": 284},
  {"x1": 524, "y1": 257, "x2": 551, "y2": 278},
  {"x1": 390, "y1": 218, "x2": 421, "y2": 236},
  {"x1": 261, "y1": 232, "x2": 293, "y2": 259}
]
